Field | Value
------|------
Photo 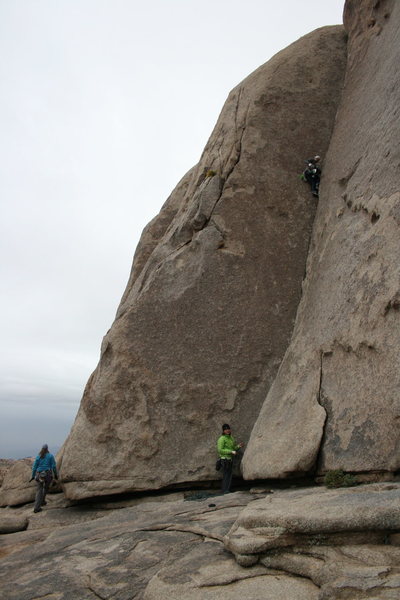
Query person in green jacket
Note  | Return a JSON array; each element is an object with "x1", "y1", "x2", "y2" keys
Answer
[{"x1": 217, "y1": 424, "x2": 243, "y2": 494}]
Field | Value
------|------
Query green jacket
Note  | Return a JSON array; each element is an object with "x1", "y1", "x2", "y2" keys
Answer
[{"x1": 217, "y1": 434, "x2": 240, "y2": 460}]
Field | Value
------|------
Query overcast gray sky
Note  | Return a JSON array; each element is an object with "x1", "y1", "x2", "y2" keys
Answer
[{"x1": 0, "y1": 0, "x2": 345, "y2": 458}]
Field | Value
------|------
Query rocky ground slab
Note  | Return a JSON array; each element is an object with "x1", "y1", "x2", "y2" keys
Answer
[
  {"x1": 0, "y1": 489, "x2": 319, "y2": 600},
  {"x1": 225, "y1": 483, "x2": 400, "y2": 599},
  {"x1": 0, "y1": 483, "x2": 399, "y2": 599}
]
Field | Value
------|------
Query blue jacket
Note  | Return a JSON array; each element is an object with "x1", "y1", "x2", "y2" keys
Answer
[{"x1": 32, "y1": 453, "x2": 57, "y2": 478}]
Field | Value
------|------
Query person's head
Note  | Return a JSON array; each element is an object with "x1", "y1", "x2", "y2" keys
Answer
[
  {"x1": 39, "y1": 444, "x2": 49, "y2": 459},
  {"x1": 222, "y1": 424, "x2": 231, "y2": 434},
  {"x1": 314, "y1": 155, "x2": 321, "y2": 162}
]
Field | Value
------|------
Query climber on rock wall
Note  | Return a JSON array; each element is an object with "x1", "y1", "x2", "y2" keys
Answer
[{"x1": 302, "y1": 154, "x2": 321, "y2": 197}]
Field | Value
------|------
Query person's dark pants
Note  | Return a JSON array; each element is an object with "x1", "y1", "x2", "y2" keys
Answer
[
  {"x1": 34, "y1": 476, "x2": 51, "y2": 511},
  {"x1": 311, "y1": 176, "x2": 320, "y2": 194},
  {"x1": 305, "y1": 172, "x2": 319, "y2": 195},
  {"x1": 221, "y1": 459, "x2": 233, "y2": 494}
]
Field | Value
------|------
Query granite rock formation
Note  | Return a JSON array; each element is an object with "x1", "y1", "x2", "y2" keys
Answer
[
  {"x1": 0, "y1": 460, "x2": 35, "y2": 508},
  {"x1": 2, "y1": 3, "x2": 400, "y2": 597},
  {"x1": 0, "y1": 459, "x2": 16, "y2": 487},
  {"x1": 243, "y1": 0, "x2": 400, "y2": 480},
  {"x1": 1, "y1": 483, "x2": 400, "y2": 599},
  {"x1": 225, "y1": 483, "x2": 400, "y2": 599},
  {"x1": 59, "y1": 26, "x2": 347, "y2": 499},
  {"x1": 0, "y1": 491, "x2": 320, "y2": 600}
]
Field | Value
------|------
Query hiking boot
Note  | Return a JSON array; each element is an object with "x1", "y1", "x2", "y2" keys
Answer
[{"x1": 33, "y1": 508, "x2": 42, "y2": 513}]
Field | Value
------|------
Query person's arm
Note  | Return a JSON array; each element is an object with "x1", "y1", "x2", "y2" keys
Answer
[{"x1": 232, "y1": 437, "x2": 243, "y2": 452}]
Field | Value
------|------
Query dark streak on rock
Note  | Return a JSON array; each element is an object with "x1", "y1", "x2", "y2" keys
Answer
[
  {"x1": 315, "y1": 352, "x2": 328, "y2": 475},
  {"x1": 384, "y1": 297, "x2": 400, "y2": 316}
]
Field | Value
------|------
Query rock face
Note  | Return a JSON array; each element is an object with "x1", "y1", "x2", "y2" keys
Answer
[
  {"x1": 225, "y1": 483, "x2": 400, "y2": 599},
  {"x1": 243, "y1": 0, "x2": 400, "y2": 480},
  {"x1": 0, "y1": 460, "x2": 35, "y2": 508},
  {"x1": 226, "y1": 484, "x2": 400, "y2": 558},
  {"x1": 59, "y1": 26, "x2": 347, "y2": 499},
  {"x1": 0, "y1": 514, "x2": 28, "y2": 534},
  {"x1": 0, "y1": 459, "x2": 16, "y2": 487},
  {"x1": 3, "y1": 4, "x2": 400, "y2": 598}
]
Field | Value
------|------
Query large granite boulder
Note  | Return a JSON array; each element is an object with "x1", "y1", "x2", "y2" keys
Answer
[
  {"x1": 243, "y1": 0, "x2": 400, "y2": 480},
  {"x1": 59, "y1": 26, "x2": 347, "y2": 499},
  {"x1": 226, "y1": 483, "x2": 400, "y2": 559},
  {"x1": 225, "y1": 483, "x2": 400, "y2": 599},
  {"x1": 0, "y1": 514, "x2": 28, "y2": 534},
  {"x1": 0, "y1": 460, "x2": 16, "y2": 487},
  {"x1": 0, "y1": 460, "x2": 35, "y2": 507}
]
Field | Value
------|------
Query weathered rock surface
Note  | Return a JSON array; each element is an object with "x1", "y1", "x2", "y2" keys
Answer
[
  {"x1": 4, "y1": 3, "x2": 400, "y2": 597},
  {"x1": 59, "y1": 26, "x2": 347, "y2": 499},
  {"x1": 0, "y1": 459, "x2": 17, "y2": 487},
  {"x1": 1, "y1": 483, "x2": 400, "y2": 599},
  {"x1": 0, "y1": 491, "x2": 319, "y2": 600},
  {"x1": 0, "y1": 460, "x2": 35, "y2": 507},
  {"x1": 0, "y1": 458, "x2": 32, "y2": 480},
  {"x1": 144, "y1": 565, "x2": 318, "y2": 600},
  {"x1": 0, "y1": 514, "x2": 28, "y2": 534},
  {"x1": 226, "y1": 483, "x2": 400, "y2": 556},
  {"x1": 243, "y1": 0, "x2": 400, "y2": 480},
  {"x1": 225, "y1": 483, "x2": 400, "y2": 599}
]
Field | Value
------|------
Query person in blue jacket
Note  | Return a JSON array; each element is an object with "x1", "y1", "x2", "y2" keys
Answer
[{"x1": 30, "y1": 444, "x2": 58, "y2": 513}]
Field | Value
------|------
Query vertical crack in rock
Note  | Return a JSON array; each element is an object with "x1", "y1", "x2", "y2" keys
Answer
[
  {"x1": 183, "y1": 87, "x2": 248, "y2": 247},
  {"x1": 201, "y1": 125, "x2": 246, "y2": 239},
  {"x1": 201, "y1": 90, "x2": 248, "y2": 235},
  {"x1": 223, "y1": 125, "x2": 246, "y2": 187},
  {"x1": 213, "y1": 85, "x2": 245, "y2": 178},
  {"x1": 224, "y1": 85, "x2": 246, "y2": 182},
  {"x1": 315, "y1": 351, "x2": 328, "y2": 475},
  {"x1": 87, "y1": 584, "x2": 108, "y2": 600}
]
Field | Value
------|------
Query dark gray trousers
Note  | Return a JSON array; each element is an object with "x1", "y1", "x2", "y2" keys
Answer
[{"x1": 221, "y1": 459, "x2": 233, "y2": 494}]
